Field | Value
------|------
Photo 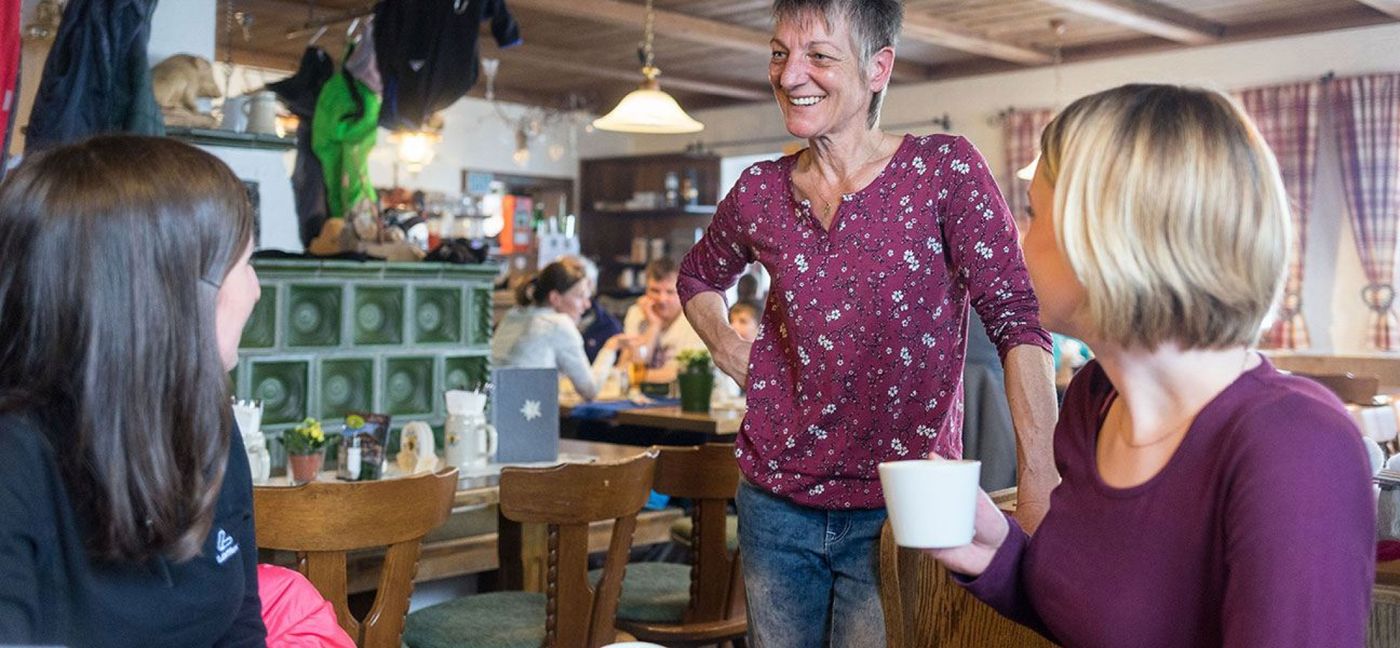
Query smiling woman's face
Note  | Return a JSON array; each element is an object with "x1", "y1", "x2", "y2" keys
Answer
[{"x1": 769, "y1": 11, "x2": 880, "y2": 139}]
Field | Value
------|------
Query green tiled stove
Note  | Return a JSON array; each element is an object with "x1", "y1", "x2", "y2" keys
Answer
[{"x1": 233, "y1": 258, "x2": 498, "y2": 467}]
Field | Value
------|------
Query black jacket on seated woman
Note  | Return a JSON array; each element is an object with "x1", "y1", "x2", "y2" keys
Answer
[{"x1": 0, "y1": 136, "x2": 267, "y2": 646}]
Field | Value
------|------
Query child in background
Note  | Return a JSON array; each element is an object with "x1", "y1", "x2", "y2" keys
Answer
[
  {"x1": 729, "y1": 302, "x2": 759, "y2": 342},
  {"x1": 712, "y1": 303, "x2": 759, "y2": 408}
]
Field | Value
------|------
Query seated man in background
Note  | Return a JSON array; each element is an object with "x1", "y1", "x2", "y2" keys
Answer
[
  {"x1": 571, "y1": 256, "x2": 623, "y2": 363},
  {"x1": 622, "y1": 257, "x2": 705, "y2": 384}
]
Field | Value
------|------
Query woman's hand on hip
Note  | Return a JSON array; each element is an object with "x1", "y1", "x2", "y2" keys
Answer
[{"x1": 925, "y1": 488, "x2": 1010, "y2": 578}]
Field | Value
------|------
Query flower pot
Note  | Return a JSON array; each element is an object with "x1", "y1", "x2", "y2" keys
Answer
[
  {"x1": 287, "y1": 449, "x2": 325, "y2": 485},
  {"x1": 678, "y1": 372, "x2": 714, "y2": 413}
]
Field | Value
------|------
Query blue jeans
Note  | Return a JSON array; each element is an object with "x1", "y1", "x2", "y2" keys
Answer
[{"x1": 738, "y1": 480, "x2": 887, "y2": 647}]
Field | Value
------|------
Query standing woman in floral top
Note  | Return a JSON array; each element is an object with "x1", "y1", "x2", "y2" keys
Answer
[{"x1": 676, "y1": 0, "x2": 1057, "y2": 644}]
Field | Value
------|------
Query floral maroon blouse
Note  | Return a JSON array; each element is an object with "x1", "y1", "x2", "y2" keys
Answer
[{"x1": 679, "y1": 134, "x2": 1050, "y2": 509}]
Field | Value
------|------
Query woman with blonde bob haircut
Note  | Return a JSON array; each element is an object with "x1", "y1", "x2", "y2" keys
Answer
[{"x1": 929, "y1": 84, "x2": 1376, "y2": 647}]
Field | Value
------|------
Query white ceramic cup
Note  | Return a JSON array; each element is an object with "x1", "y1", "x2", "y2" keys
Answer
[{"x1": 879, "y1": 459, "x2": 981, "y2": 548}]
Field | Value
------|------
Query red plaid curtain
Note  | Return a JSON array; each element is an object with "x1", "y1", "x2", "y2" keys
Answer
[
  {"x1": 1001, "y1": 109, "x2": 1055, "y2": 226},
  {"x1": 1237, "y1": 82, "x2": 1322, "y2": 350},
  {"x1": 1332, "y1": 74, "x2": 1400, "y2": 350}
]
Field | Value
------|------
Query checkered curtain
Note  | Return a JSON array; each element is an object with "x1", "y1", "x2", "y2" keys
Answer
[
  {"x1": 1332, "y1": 74, "x2": 1400, "y2": 350},
  {"x1": 1237, "y1": 82, "x2": 1321, "y2": 349},
  {"x1": 1001, "y1": 109, "x2": 1055, "y2": 224}
]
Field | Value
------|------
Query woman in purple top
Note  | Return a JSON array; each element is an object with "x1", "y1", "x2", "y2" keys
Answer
[
  {"x1": 931, "y1": 84, "x2": 1376, "y2": 647},
  {"x1": 677, "y1": 0, "x2": 1058, "y2": 644}
]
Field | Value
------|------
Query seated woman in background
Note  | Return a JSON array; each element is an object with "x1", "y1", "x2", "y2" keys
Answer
[
  {"x1": 931, "y1": 84, "x2": 1375, "y2": 647},
  {"x1": 0, "y1": 136, "x2": 266, "y2": 645},
  {"x1": 492, "y1": 257, "x2": 622, "y2": 401}
]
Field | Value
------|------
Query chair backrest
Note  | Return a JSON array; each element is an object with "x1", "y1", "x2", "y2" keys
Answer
[
  {"x1": 878, "y1": 519, "x2": 1057, "y2": 648},
  {"x1": 254, "y1": 468, "x2": 459, "y2": 648},
  {"x1": 1372, "y1": 580, "x2": 1400, "y2": 647},
  {"x1": 652, "y1": 443, "x2": 744, "y2": 623},
  {"x1": 499, "y1": 450, "x2": 658, "y2": 648},
  {"x1": 1294, "y1": 371, "x2": 1380, "y2": 405}
]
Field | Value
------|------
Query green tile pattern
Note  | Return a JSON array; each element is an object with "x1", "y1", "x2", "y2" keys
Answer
[
  {"x1": 239, "y1": 285, "x2": 277, "y2": 348},
  {"x1": 234, "y1": 259, "x2": 498, "y2": 463},
  {"x1": 286, "y1": 285, "x2": 341, "y2": 347},
  {"x1": 385, "y1": 357, "x2": 434, "y2": 416},
  {"x1": 354, "y1": 286, "x2": 405, "y2": 345},
  {"x1": 444, "y1": 356, "x2": 489, "y2": 392},
  {"x1": 320, "y1": 358, "x2": 373, "y2": 420},
  {"x1": 414, "y1": 287, "x2": 463, "y2": 344},
  {"x1": 471, "y1": 287, "x2": 492, "y2": 345},
  {"x1": 251, "y1": 360, "x2": 308, "y2": 425}
]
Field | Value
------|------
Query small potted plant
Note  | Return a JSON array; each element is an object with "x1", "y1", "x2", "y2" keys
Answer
[
  {"x1": 281, "y1": 417, "x2": 329, "y2": 485},
  {"x1": 676, "y1": 349, "x2": 715, "y2": 413}
]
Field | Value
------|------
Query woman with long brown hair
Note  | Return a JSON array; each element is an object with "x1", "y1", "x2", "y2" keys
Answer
[{"x1": 0, "y1": 135, "x2": 266, "y2": 646}]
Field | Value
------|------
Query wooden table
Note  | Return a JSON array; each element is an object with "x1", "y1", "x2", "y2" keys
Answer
[
  {"x1": 266, "y1": 440, "x2": 682, "y2": 594},
  {"x1": 614, "y1": 405, "x2": 745, "y2": 437}
]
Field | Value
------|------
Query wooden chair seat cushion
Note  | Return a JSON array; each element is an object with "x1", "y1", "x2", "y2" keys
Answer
[
  {"x1": 588, "y1": 562, "x2": 691, "y2": 623},
  {"x1": 668, "y1": 513, "x2": 739, "y2": 551},
  {"x1": 402, "y1": 591, "x2": 546, "y2": 648}
]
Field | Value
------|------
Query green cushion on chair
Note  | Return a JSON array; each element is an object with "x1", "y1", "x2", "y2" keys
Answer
[
  {"x1": 589, "y1": 562, "x2": 691, "y2": 623},
  {"x1": 668, "y1": 513, "x2": 739, "y2": 551},
  {"x1": 402, "y1": 591, "x2": 546, "y2": 648}
]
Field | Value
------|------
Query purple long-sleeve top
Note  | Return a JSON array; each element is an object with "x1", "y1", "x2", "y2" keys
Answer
[
  {"x1": 962, "y1": 358, "x2": 1376, "y2": 647},
  {"x1": 678, "y1": 134, "x2": 1051, "y2": 509}
]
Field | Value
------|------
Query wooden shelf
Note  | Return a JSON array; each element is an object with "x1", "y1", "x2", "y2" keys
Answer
[
  {"x1": 587, "y1": 205, "x2": 718, "y2": 217},
  {"x1": 165, "y1": 126, "x2": 296, "y2": 151}
]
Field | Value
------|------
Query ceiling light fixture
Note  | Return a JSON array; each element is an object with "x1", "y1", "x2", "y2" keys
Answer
[{"x1": 592, "y1": 0, "x2": 703, "y2": 134}]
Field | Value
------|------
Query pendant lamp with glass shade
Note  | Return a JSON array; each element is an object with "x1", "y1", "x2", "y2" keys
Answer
[{"x1": 592, "y1": 0, "x2": 703, "y2": 134}]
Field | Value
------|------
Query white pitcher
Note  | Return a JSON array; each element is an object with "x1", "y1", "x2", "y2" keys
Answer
[
  {"x1": 445, "y1": 413, "x2": 497, "y2": 468},
  {"x1": 242, "y1": 429, "x2": 271, "y2": 484}
]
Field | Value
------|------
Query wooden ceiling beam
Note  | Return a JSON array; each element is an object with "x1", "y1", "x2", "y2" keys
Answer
[
  {"x1": 1353, "y1": 0, "x2": 1400, "y2": 19},
  {"x1": 488, "y1": 45, "x2": 773, "y2": 101},
  {"x1": 1037, "y1": 0, "x2": 1224, "y2": 45},
  {"x1": 902, "y1": 12, "x2": 1052, "y2": 64},
  {"x1": 506, "y1": 0, "x2": 932, "y2": 82}
]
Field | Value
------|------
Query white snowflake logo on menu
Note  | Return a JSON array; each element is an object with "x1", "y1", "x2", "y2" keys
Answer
[{"x1": 520, "y1": 400, "x2": 542, "y2": 421}]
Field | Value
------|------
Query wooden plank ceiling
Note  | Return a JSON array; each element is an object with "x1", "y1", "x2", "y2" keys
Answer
[{"x1": 215, "y1": 0, "x2": 1397, "y2": 113}]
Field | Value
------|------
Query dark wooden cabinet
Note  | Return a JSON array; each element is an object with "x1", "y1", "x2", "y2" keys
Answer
[{"x1": 579, "y1": 152, "x2": 721, "y2": 296}]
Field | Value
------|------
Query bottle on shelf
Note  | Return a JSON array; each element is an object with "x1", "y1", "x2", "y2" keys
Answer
[{"x1": 664, "y1": 171, "x2": 680, "y2": 207}]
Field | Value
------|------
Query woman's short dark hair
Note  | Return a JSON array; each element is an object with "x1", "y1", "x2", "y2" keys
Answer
[
  {"x1": 0, "y1": 135, "x2": 254, "y2": 562},
  {"x1": 773, "y1": 0, "x2": 903, "y2": 128},
  {"x1": 515, "y1": 257, "x2": 588, "y2": 306}
]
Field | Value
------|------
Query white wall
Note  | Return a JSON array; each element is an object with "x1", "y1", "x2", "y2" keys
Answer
[
  {"x1": 149, "y1": 1, "x2": 217, "y2": 65},
  {"x1": 587, "y1": 22, "x2": 1400, "y2": 353}
]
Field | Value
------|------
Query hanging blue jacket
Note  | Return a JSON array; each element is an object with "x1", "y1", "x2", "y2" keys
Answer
[{"x1": 25, "y1": 0, "x2": 163, "y2": 153}]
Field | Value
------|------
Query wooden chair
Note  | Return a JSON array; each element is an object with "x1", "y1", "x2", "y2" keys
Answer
[
  {"x1": 253, "y1": 468, "x2": 459, "y2": 648},
  {"x1": 403, "y1": 450, "x2": 658, "y2": 648},
  {"x1": 878, "y1": 489, "x2": 1057, "y2": 648},
  {"x1": 606, "y1": 443, "x2": 748, "y2": 646},
  {"x1": 1372, "y1": 580, "x2": 1400, "y2": 647},
  {"x1": 1294, "y1": 371, "x2": 1380, "y2": 405}
]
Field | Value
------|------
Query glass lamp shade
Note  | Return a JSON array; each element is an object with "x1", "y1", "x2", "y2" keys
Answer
[
  {"x1": 1016, "y1": 152, "x2": 1040, "y2": 181},
  {"x1": 593, "y1": 79, "x2": 703, "y2": 134}
]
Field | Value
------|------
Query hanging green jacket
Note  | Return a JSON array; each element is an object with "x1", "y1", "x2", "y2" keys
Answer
[{"x1": 312, "y1": 69, "x2": 380, "y2": 219}]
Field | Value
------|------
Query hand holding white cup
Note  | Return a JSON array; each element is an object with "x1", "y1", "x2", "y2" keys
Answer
[{"x1": 879, "y1": 458, "x2": 982, "y2": 548}]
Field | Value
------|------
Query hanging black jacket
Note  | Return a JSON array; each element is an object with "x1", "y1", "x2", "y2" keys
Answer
[
  {"x1": 268, "y1": 47, "x2": 336, "y2": 247},
  {"x1": 374, "y1": 0, "x2": 522, "y2": 131},
  {"x1": 25, "y1": 0, "x2": 163, "y2": 153}
]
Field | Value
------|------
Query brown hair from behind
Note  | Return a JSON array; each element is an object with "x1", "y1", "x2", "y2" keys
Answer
[
  {"x1": 0, "y1": 135, "x2": 254, "y2": 562},
  {"x1": 515, "y1": 257, "x2": 589, "y2": 307}
]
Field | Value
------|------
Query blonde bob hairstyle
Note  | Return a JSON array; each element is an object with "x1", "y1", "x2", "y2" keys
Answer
[{"x1": 1037, "y1": 84, "x2": 1290, "y2": 350}]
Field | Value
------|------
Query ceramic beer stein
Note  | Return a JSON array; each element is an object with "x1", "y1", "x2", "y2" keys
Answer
[{"x1": 445, "y1": 413, "x2": 497, "y2": 468}]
